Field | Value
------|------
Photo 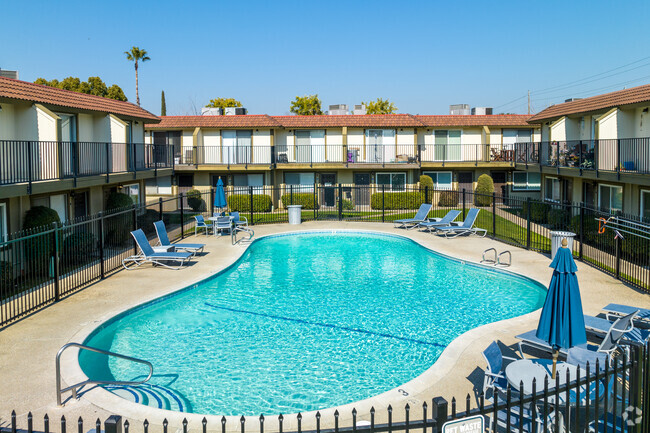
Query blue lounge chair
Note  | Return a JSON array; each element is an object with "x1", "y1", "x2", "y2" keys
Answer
[
  {"x1": 122, "y1": 229, "x2": 193, "y2": 270},
  {"x1": 194, "y1": 215, "x2": 212, "y2": 236},
  {"x1": 602, "y1": 303, "x2": 650, "y2": 327},
  {"x1": 230, "y1": 211, "x2": 248, "y2": 227},
  {"x1": 154, "y1": 221, "x2": 205, "y2": 255},
  {"x1": 583, "y1": 313, "x2": 649, "y2": 346},
  {"x1": 214, "y1": 216, "x2": 233, "y2": 236},
  {"x1": 433, "y1": 208, "x2": 487, "y2": 238},
  {"x1": 418, "y1": 209, "x2": 461, "y2": 232},
  {"x1": 393, "y1": 204, "x2": 432, "y2": 229},
  {"x1": 482, "y1": 341, "x2": 518, "y2": 399}
]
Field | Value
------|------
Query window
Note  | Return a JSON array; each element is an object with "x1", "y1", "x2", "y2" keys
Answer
[
  {"x1": 641, "y1": 190, "x2": 650, "y2": 220},
  {"x1": 121, "y1": 183, "x2": 140, "y2": 205},
  {"x1": 503, "y1": 129, "x2": 532, "y2": 150},
  {"x1": 233, "y1": 174, "x2": 264, "y2": 193},
  {"x1": 422, "y1": 171, "x2": 453, "y2": 190},
  {"x1": 544, "y1": 177, "x2": 561, "y2": 202},
  {"x1": 0, "y1": 203, "x2": 7, "y2": 242},
  {"x1": 55, "y1": 113, "x2": 77, "y2": 142},
  {"x1": 365, "y1": 129, "x2": 396, "y2": 163},
  {"x1": 599, "y1": 184, "x2": 623, "y2": 211},
  {"x1": 376, "y1": 172, "x2": 406, "y2": 191},
  {"x1": 285, "y1": 172, "x2": 315, "y2": 193},
  {"x1": 145, "y1": 176, "x2": 172, "y2": 195},
  {"x1": 512, "y1": 172, "x2": 541, "y2": 191},
  {"x1": 295, "y1": 130, "x2": 325, "y2": 163},
  {"x1": 154, "y1": 131, "x2": 182, "y2": 161},
  {"x1": 31, "y1": 194, "x2": 68, "y2": 222},
  {"x1": 433, "y1": 130, "x2": 461, "y2": 161},
  {"x1": 222, "y1": 130, "x2": 252, "y2": 164}
]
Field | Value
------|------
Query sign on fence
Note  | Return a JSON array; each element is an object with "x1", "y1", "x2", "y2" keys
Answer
[{"x1": 441, "y1": 415, "x2": 484, "y2": 433}]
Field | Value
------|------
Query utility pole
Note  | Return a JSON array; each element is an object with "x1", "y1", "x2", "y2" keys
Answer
[{"x1": 527, "y1": 90, "x2": 531, "y2": 114}]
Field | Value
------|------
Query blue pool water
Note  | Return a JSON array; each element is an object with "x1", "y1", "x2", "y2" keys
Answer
[{"x1": 80, "y1": 232, "x2": 546, "y2": 416}]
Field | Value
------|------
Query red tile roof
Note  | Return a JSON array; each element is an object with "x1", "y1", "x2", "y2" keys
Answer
[
  {"x1": 528, "y1": 83, "x2": 650, "y2": 123},
  {"x1": 415, "y1": 114, "x2": 533, "y2": 127},
  {"x1": 273, "y1": 114, "x2": 424, "y2": 128},
  {"x1": 0, "y1": 76, "x2": 159, "y2": 122},
  {"x1": 146, "y1": 115, "x2": 281, "y2": 129}
]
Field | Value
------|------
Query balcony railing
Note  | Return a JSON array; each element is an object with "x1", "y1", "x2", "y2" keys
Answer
[
  {"x1": 175, "y1": 143, "x2": 520, "y2": 167},
  {"x1": 0, "y1": 140, "x2": 173, "y2": 188},
  {"x1": 515, "y1": 138, "x2": 650, "y2": 174}
]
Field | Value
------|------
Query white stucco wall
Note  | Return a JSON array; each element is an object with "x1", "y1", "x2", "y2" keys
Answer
[
  {"x1": 0, "y1": 102, "x2": 16, "y2": 140},
  {"x1": 616, "y1": 109, "x2": 635, "y2": 139},
  {"x1": 597, "y1": 110, "x2": 617, "y2": 140},
  {"x1": 550, "y1": 117, "x2": 567, "y2": 141},
  {"x1": 201, "y1": 129, "x2": 221, "y2": 163}
]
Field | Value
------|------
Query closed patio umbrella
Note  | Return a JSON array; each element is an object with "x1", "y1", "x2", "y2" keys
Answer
[
  {"x1": 214, "y1": 177, "x2": 227, "y2": 212},
  {"x1": 536, "y1": 238, "x2": 587, "y2": 379}
]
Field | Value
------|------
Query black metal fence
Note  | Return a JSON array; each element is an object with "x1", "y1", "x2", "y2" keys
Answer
[
  {"x1": 3, "y1": 343, "x2": 649, "y2": 433},
  {"x1": 1, "y1": 186, "x2": 649, "y2": 329}
]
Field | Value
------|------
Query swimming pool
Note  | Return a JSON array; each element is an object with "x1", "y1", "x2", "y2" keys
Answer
[{"x1": 80, "y1": 231, "x2": 546, "y2": 416}]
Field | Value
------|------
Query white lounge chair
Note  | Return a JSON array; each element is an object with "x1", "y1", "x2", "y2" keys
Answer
[
  {"x1": 154, "y1": 220, "x2": 205, "y2": 256},
  {"x1": 122, "y1": 229, "x2": 193, "y2": 270},
  {"x1": 602, "y1": 303, "x2": 650, "y2": 327},
  {"x1": 433, "y1": 208, "x2": 487, "y2": 238},
  {"x1": 393, "y1": 204, "x2": 432, "y2": 229}
]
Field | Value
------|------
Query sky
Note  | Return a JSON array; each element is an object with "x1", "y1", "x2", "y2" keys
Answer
[{"x1": 2, "y1": 0, "x2": 650, "y2": 117}]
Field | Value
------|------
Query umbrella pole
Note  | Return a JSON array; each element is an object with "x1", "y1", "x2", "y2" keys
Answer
[{"x1": 551, "y1": 349, "x2": 558, "y2": 380}]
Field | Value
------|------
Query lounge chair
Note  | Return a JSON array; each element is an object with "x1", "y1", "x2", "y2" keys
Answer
[
  {"x1": 194, "y1": 215, "x2": 212, "y2": 236},
  {"x1": 393, "y1": 204, "x2": 432, "y2": 229},
  {"x1": 433, "y1": 208, "x2": 487, "y2": 238},
  {"x1": 602, "y1": 303, "x2": 650, "y2": 327},
  {"x1": 482, "y1": 341, "x2": 518, "y2": 399},
  {"x1": 154, "y1": 220, "x2": 205, "y2": 255},
  {"x1": 230, "y1": 211, "x2": 248, "y2": 227},
  {"x1": 583, "y1": 312, "x2": 649, "y2": 346},
  {"x1": 122, "y1": 229, "x2": 193, "y2": 270},
  {"x1": 418, "y1": 209, "x2": 461, "y2": 232}
]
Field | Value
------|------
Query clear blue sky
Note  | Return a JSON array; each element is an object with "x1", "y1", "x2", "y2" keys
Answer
[{"x1": 2, "y1": 0, "x2": 649, "y2": 116}]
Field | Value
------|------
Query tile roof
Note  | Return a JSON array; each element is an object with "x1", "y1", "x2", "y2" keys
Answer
[
  {"x1": 0, "y1": 76, "x2": 159, "y2": 121},
  {"x1": 146, "y1": 115, "x2": 281, "y2": 129},
  {"x1": 415, "y1": 114, "x2": 533, "y2": 127},
  {"x1": 528, "y1": 83, "x2": 650, "y2": 123},
  {"x1": 273, "y1": 114, "x2": 424, "y2": 128}
]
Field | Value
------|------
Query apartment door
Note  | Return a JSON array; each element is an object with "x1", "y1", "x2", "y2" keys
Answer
[
  {"x1": 367, "y1": 130, "x2": 382, "y2": 163},
  {"x1": 321, "y1": 173, "x2": 336, "y2": 207},
  {"x1": 295, "y1": 131, "x2": 311, "y2": 163},
  {"x1": 73, "y1": 191, "x2": 88, "y2": 219},
  {"x1": 354, "y1": 173, "x2": 371, "y2": 206},
  {"x1": 491, "y1": 171, "x2": 508, "y2": 204},
  {"x1": 457, "y1": 172, "x2": 473, "y2": 194}
]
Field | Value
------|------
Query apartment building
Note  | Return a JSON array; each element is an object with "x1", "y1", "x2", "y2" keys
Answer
[
  {"x1": 0, "y1": 76, "x2": 170, "y2": 234},
  {"x1": 516, "y1": 84, "x2": 650, "y2": 218},
  {"x1": 144, "y1": 113, "x2": 539, "y2": 207}
]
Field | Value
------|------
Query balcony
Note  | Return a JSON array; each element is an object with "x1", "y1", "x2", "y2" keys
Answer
[
  {"x1": 514, "y1": 138, "x2": 650, "y2": 175},
  {"x1": 176, "y1": 143, "x2": 520, "y2": 168},
  {"x1": 0, "y1": 140, "x2": 173, "y2": 189}
]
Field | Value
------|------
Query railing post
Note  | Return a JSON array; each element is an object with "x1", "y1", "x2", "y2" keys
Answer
[
  {"x1": 579, "y1": 205, "x2": 584, "y2": 260},
  {"x1": 417, "y1": 143, "x2": 422, "y2": 167},
  {"x1": 154, "y1": 144, "x2": 158, "y2": 178},
  {"x1": 180, "y1": 193, "x2": 185, "y2": 240},
  {"x1": 616, "y1": 139, "x2": 621, "y2": 180},
  {"x1": 425, "y1": 185, "x2": 429, "y2": 205},
  {"x1": 270, "y1": 145, "x2": 275, "y2": 168},
  {"x1": 249, "y1": 186, "x2": 254, "y2": 226},
  {"x1": 159, "y1": 197, "x2": 164, "y2": 221},
  {"x1": 290, "y1": 185, "x2": 294, "y2": 206},
  {"x1": 382, "y1": 184, "x2": 386, "y2": 223},
  {"x1": 104, "y1": 416, "x2": 122, "y2": 433},
  {"x1": 210, "y1": 187, "x2": 215, "y2": 216},
  {"x1": 615, "y1": 235, "x2": 621, "y2": 279},
  {"x1": 338, "y1": 183, "x2": 343, "y2": 221},
  {"x1": 462, "y1": 189, "x2": 466, "y2": 220},
  {"x1": 73, "y1": 141, "x2": 79, "y2": 185},
  {"x1": 492, "y1": 192, "x2": 496, "y2": 238},
  {"x1": 132, "y1": 205, "x2": 137, "y2": 255},
  {"x1": 53, "y1": 222, "x2": 60, "y2": 302},
  {"x1": 27, "y1": 140, "x2": 33, "y2": 194},
  {"x1": 526, "y1": 197, "x2": 531, "y2": 250},
  {"x1": 57, "y1": 141, "x2": 63, "y2": 180},
  {"x1": 106, "y1": 142, "x2": 110, "y2": 183},
  {"x1": 432, "y1": 397, "x2": 448, "y2": 431},
  {"x1": 99, "y1": 212, "x2": 105, "y2": 279},
  {"x1": 132, "y1": 142, "x2": 137, "y2": 178}
]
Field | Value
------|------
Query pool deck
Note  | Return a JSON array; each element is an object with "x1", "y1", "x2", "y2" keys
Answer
[{"x1": 1, "y1": 221, "x2": 648, "y2": 432}]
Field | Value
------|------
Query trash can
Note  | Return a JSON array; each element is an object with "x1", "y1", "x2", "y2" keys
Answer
[
  {"x1": 550, "y1": 231, "x2": 576, "y2": 260},
  {"x1": 288, "y1": 205, "x2": 302, "y2": 225}
]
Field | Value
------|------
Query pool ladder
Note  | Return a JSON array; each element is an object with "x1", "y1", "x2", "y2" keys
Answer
[
  {"x1": 481, "y1": 248, "x2": 511, "y2": 267},
  {"x1": 56, "y1": 342, "x2": 153, "y2": 406},
  {"x1": 231, "y1": 225, "x2": 255, "y2": 245}
]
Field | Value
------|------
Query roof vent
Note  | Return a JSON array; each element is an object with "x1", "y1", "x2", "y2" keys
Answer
[
  {"x1": 225, "y1": 107, "x2": 247, "y2": 115},
  {"x1": 565, "y1": 98, "x2": 582, "y2": 103},
  {"x1": 201, "y1": 107, "x2": 223, "y2": 116},
  {"x1": 0, "y1": 69, "x2": 19, "y2": 79},
  {"x1": 471, "y1": 107, "x2": 493, "y2": 115}
]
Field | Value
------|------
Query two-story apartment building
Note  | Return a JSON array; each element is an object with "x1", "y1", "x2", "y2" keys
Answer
[
  {"x1": 0, "y1": 76, "x2": 170, "y2": 234},
  {"x1": 516, "y1": 84, "x2": 650, "y2": 219},
  {"x1": 145, "y1": 113, "x2": 539, "y2": 207}
]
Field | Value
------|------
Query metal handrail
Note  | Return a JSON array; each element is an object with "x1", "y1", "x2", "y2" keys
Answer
[
  {"x1": 481, "y1": 248, "x2": 497, "y2": 264},
  {"x1": 232, "y1": 225, "x2": 255, "y2": 245},
  {"x1": 497, "y1": 250, "x2": 512, "y2": 266},
  {"x1": 56, "y1": 342, "x2": 153, "y2": 406}
]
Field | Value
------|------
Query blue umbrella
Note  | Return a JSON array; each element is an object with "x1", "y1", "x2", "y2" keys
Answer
[
  {"x1": 536, "y1": 238, "x2": 587, "y2": 378},
  {"x1": 214, "y1": 177, "x2": 227, "y2": 211}
]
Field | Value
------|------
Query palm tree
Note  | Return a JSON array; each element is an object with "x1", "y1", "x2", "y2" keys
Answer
[{"x1": 124, "y1": 46, "x2": 150, "y2": 106}]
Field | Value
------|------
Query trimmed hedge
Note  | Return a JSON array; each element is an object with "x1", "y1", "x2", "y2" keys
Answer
[
  {"x1": 228, "y1": 194, "x2": 273, "y2": 212},
  {"x1": 547, "y1": 209, "x2": 569, "y2": 229},
  {"x1": 474, "y1": 174, "x2": 494, "y2": 206},
  {"x1": 281, "y1": 193, "x2": 319, "y2": 210},
  {"x1": 23, "y1": 206, "x2": 60, "y2": 230},
  {"x1": 521, "y1": 201, "x2": 551, "y2": 224},
  {"x1": 370, "y1": 192, "x2": 425, "y2": 210},
  {"x1": 106, "y1": 192, "x2": 133, "y2": 211},
  {"x1": 342, "y1": 199, "x2": 355, "y2": 211},
  {"x1": 0, "y1": 261, "x2": 13, "y2": 290},
  {"x1": 23, "y1": 206, "x2": 61, "y2": 275},
  {"x1": 63, "y1": 231, "x2": 97, "y2": 265},
  {"x1": 439, "y1": 190, "x2": 459, "y2": 207},
  {"x1": 186, "y1": 189, "x2": 206, "y2": 212}
]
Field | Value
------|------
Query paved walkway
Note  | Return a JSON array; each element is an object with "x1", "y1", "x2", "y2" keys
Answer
[{"x1": 0, "y1": 221, "x2": 648, "y2": 433}]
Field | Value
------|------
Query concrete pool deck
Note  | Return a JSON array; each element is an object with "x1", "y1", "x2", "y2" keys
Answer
[{"x1": 0, "y1": 221, "x2": 648, "y2": 432}]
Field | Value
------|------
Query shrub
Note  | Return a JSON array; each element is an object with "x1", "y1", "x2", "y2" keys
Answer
[
  {"x1": 474, "y1": 174, "x2": 494, "y2": 206},
  {"x1": 521, "y1": 201, "x2": 551, "y2": 224},
  {"x1": 419, "y1": 175, "x2": 434, "y2": 203},
  {"x1": 63, "y1": 231, "x2": 97, "y2": 266},
  {"x1": 438, "y1": 190, "x2": 459, "y2": 207},
  {"x1": 228, "y1": 194, "x2": 273, "y2": 212},
  {"x1": 23, "y1": 206, "x2": 61, "y2": 275},
  {"x1": 342, "y1": 199, "x2": 355, "y2": 211},
  {"x1": 281, "y1": 193, "x2": 319, "y2": 210},
  {"x1": 186, "y1": 189, "x2": 206, "y2": 212},
  {"x1": 137, "y1": 209, "x2": 161, "y2": 235},
  {"x1": 23, "y1": 206, "x2": 61, "y2": 230},
  {"x1": 370, "y1": 192, "x2": 424, "y2": 210},
  {"x1": 106, "y1": 192, "x2": 133, "y2": 211},
  {"x1": 547, "y1": 209, "x2": 569, "y2": 229},
  {"x1": 0, "y1": 261, "x2": 14, "y2": 292}
]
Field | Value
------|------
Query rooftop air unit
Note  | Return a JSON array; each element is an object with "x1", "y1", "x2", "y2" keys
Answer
[
  {"x1": 201, "y1": 107, "x2": 223, "y2": 115},
  {"x1": 225, "y1": 107, "x2": 248, "y2": 115},
  {"x1": 0, "y1": 69, "x2": 19, "y2": 79},
  {"x1": 449, "y1": 104, "x2": 470, "y2": 115},
  {"x1": 565, "y1": 98, "x2": 582, "y2": 103},
  {"x1": 471, "y1": 107, "x2": 493, "y2": 115},
  {"x1": 352, "y1": 104, "x2": 367, "y2": 115},
  {"x1": 328, "y1": 104, "x2": 349, "y2": 115}
]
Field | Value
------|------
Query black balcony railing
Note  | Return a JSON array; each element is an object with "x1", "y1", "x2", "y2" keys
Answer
[
  {"x1": 515, "y1": 138, "x2": 650, "y2": 174},
  {"x1": 0, "y1": 140, "x2": 174, "y2": 188}
]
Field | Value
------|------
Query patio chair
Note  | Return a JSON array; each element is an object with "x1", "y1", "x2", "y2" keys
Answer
[
  {"x1": 194, "y1": 215, "x2": 212, "y2": 236},
  {"x1": 122, "y1": 229, "x2": 193, "y2": 270},
  {"x1": 433, "y1": 208, "x2": 487, "y2": 238},
  {"x1": 393, "y1": 204, "x2": 433, "y2": 229},
  {"x1": 482, "y1": 341, "x2": 518, "y2": 399},
  {"x1": 214, "y1": 216, "x2": 233, "y2": 236},
  {"x1": 230, "y1": 211, "x2": 248, "y2": 227},
  {"x1": 418, "y1": 209, "x2": 461, "y2": 232},
  {"x1": 583, "y1": 312, "x2": 649, "y2": 346},
  {"x1": 602, "y1": 303, "x2": 650, "y2": 327},
  {"x1": 154, "y1": 221, "x2": 205, "y2": 255}
]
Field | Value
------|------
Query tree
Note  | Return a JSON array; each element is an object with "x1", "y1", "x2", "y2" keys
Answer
[
  {"x1": 364, "y1": 98, "x2": 397, "y2": 114},
  {"x1": 124, "y1": 46, "x2": 150, "y2": 106},
  {"x1": 205, "y1": 97, "x2": 242, "y2": 110},
  {"x1": 161, "y1": 90, "x2": 167, "y2": 116},
  {"x1": 34, "y1": 76, "x2": 127, "y2": 101},
  {"x1": 290, "y1": 94, "x2": 323, "y2": 115}
]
